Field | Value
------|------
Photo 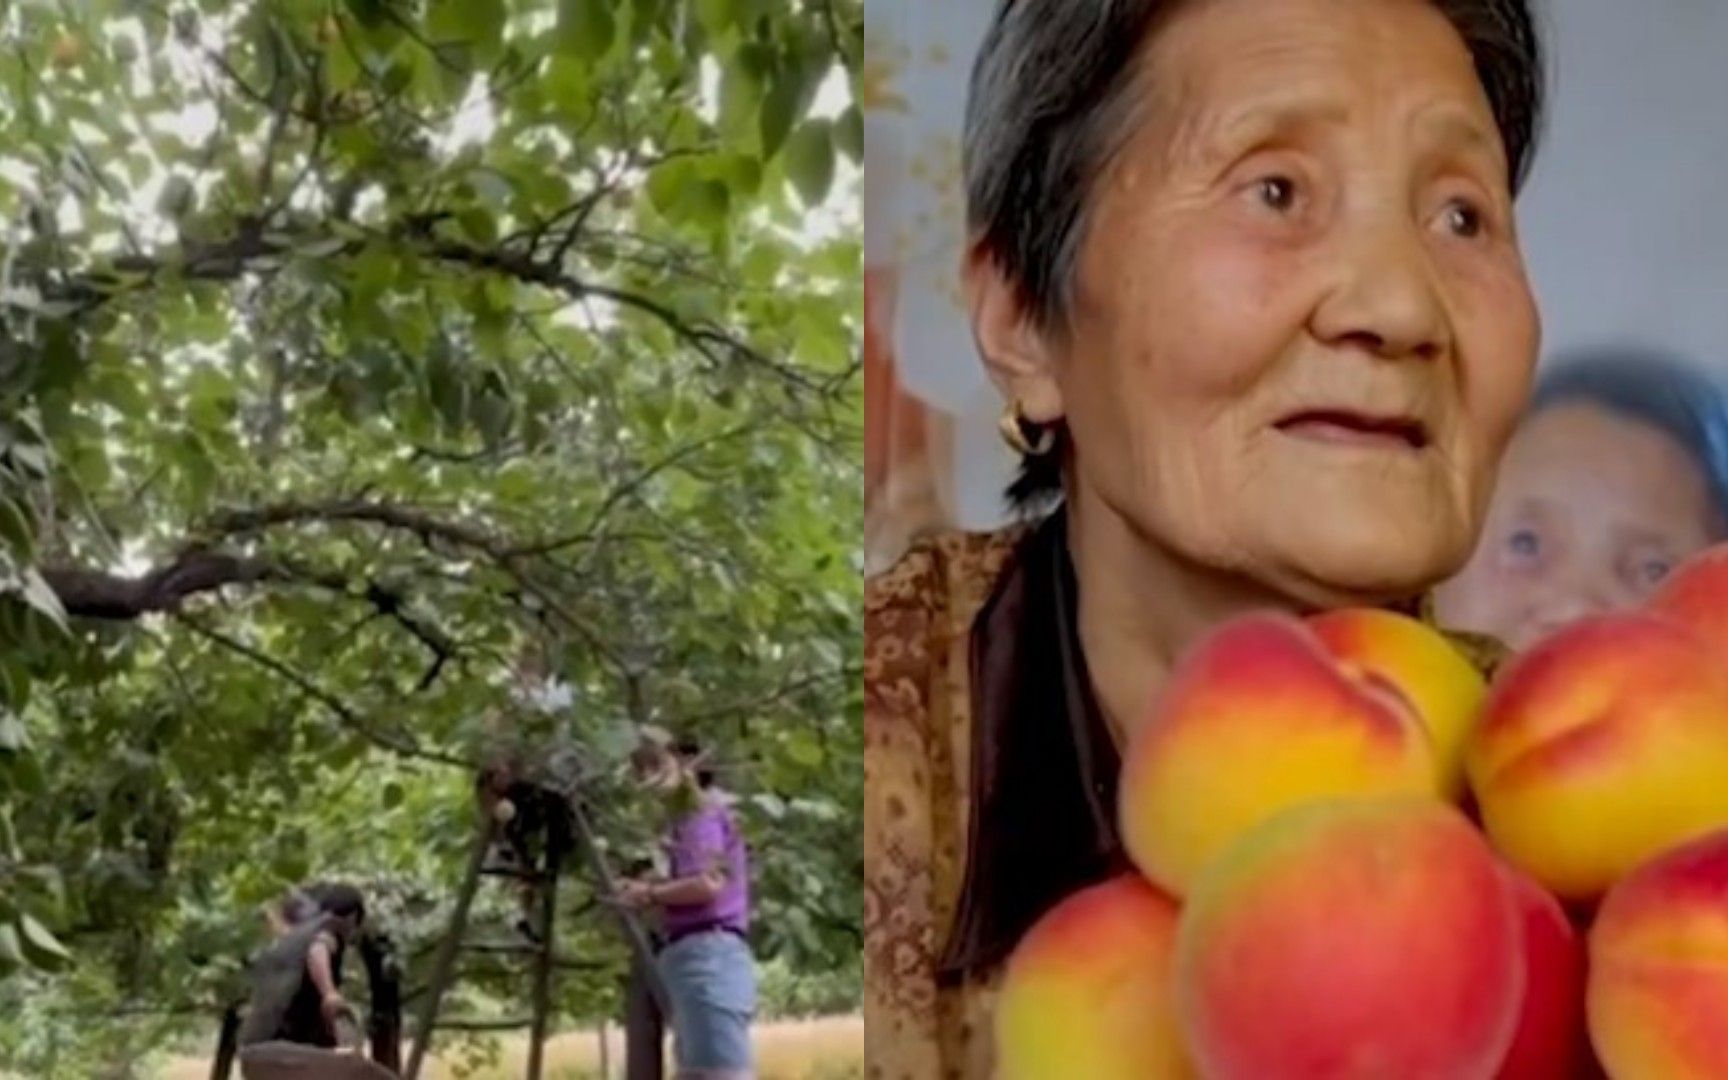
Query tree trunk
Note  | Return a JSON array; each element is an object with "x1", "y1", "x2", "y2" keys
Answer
[
  {"x1": 624, "y1": 947, "x2": 665, "y2": 1080},
  {"x1": 211, "y1": 1003, "x2": 242, "y2": 1080},
  {"x1": 359, "y1": 932, "x2": 404, "y2": 1073}
]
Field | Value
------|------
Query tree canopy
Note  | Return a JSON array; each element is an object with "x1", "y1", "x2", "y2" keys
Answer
[{"x1": 0, "y1": 0, "x2": 861, "y2": 1072}]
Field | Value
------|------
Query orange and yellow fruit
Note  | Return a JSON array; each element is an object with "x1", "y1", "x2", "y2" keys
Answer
[
  {"x1": 1468, "y1": 611, "x2": 1728, "y2": 901},
  {"x1": 1174, "y1": 799, "x2": 1524, "y2": 1080},
  {"x1": 995, "y1": 875, "x2": 1192, "y2": 1080},
  {"x1": 1119, "y1": 613, "x2": 1439, "y2": 896}
]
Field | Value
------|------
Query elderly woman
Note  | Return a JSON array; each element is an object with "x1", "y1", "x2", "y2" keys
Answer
[
  {"x1": 863, "y1": 0, "x2": 1545, "y2": 1074},
  {"x1": 1438, "y1": 347, "x2": 1728, "y2": 651}
]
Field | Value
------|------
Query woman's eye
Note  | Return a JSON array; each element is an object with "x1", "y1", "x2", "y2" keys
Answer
[
  {"x1": 1506, "y1": 527, "x2": 1541, "y2": 562},
  {"x1": 1440, "y1": 198, "x2": 1485, "y2": 239},
  {"x1": 1637, "y1": 557, "x2": 1674, "y2": 587},
  {"x1": 1254, "y1": 175, "x2": 1298, "y2": 212}
]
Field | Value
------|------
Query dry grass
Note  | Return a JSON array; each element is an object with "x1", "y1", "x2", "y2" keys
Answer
[{"x1": 156, "y1": 1013, "x2": 863, "y2": 1080}]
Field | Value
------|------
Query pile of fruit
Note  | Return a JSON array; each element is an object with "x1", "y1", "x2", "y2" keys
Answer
[{"x1": 995, "y1": 546, "x2": 1728, "y2": 1079}]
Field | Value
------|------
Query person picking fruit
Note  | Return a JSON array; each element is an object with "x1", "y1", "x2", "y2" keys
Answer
[{"x1": 614, "y1": 735, "x2": 756, "y2": 1080}]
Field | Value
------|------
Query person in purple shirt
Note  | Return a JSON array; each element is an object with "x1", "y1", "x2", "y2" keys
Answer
[{"x1": 617, "y1": 735, "x2": 756, "y2": 1079}]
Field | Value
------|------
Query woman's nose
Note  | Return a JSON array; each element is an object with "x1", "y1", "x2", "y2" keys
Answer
[{"x1": 1310, "y1": 216, "x2": 1449, "y2": 362}]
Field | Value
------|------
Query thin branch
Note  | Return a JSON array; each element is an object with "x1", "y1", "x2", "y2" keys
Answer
[
  {"x1": 203, "y1": 498, "x2": 634, "y2": 676},
  {"x1": 209, "y1": 500, "x2": 506, "y2": 558},
  {"x1": 504, "y1": 424, "x2": 754, "y2": 558},
  {"x1": 670, "y1": 665, "x2": 859, "y2": 727},
  {"x1": 177, "y1": 614, "x2": 468, "y2": 768}
]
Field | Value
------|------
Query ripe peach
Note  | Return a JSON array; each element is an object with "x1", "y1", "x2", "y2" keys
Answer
[
  {"x1": 1468, "y1": 612, "x2": 1728, "y2": 901},
  {"x1": 995, "y1": 875, "x2": 1193, "y2": 1080},
  {"x1": 1309, "y1": 607, "x2": 1487, "y2": 798},
  {"x1": 1175, "y1": 799, "x2": 1524, "y2": 1080},
  {"x1": 1120, "y1": 613, "x2": 1438, "y2": 895},
  {"x1": 1496, "y1": 865, "x2": 1588, "y2": 1079},
  {"x1": 1648, "y1": 542, "x2": 1728, "y2": 658},
  {"x1": 1588, "y1": 829, "x2": 1728, "y2": 1079}
]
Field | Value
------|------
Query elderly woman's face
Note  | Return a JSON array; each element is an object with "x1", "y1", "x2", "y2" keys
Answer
[
  {"x1": 1436, "y1": 402, "x2": 1722, "y2": 652},
  {"x1": 1013, "y1": 0, "x2": 1539, "y2": 604}
]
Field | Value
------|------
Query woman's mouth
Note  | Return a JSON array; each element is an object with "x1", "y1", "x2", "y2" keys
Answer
[{"x1": 1274, "y1": 409, "x2": 1431, "y2": 451}]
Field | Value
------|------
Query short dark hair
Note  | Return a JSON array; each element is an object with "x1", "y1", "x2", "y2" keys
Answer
[
  {"x1": 968, "y1": 0, "x2": 1547, "y2": 510},
  {"x1": 1532, "y1": 346, "x2": 1728, "y2": 528},
  {"x1": 305, "y1": 881, "x2": 367, "y2": 926}
]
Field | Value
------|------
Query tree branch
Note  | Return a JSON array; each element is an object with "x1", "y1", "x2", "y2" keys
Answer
[
  {"x1": 177, "y1": 614, "x2": 467, "y2": 768},
  {"x1": 40, "y1": 548, "x2": 457, "y2": 689},
  {"x1": 46, "y1": 219, "x2": 824, "y2": 393},
  {"x1": 671, "y1": 665, "x2": 859, "y2": 727},
  {"x1": 41, "y1": 551, "x2": 292, "y2": 620},
  {"x1": 208, "y1": 499, "x2": 506, "y2": 558},
  {"x1": 503, "y1": 424, "x2": 754, "y2": 558}
]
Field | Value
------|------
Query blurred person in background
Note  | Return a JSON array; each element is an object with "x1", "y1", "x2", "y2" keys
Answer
[{"x1": 1437, "y1": 346, "x2": 1728, "y2": 651}]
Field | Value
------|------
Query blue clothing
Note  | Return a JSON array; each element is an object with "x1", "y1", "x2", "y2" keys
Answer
[{"x1": 659, "y1": 929, "x2": 756, "y2": 1070}]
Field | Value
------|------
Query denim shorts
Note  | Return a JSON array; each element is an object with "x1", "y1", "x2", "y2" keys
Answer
[{"x1": 658, "y1": 929, "x2": 756, "y2": 1071}]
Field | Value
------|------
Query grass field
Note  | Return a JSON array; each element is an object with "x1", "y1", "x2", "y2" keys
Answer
[{"x1": 156, "y1": 1013, "x2": 863, "y2": 1080}]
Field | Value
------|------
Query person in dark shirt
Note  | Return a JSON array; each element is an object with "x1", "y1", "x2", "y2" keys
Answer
[
  {"x1": 238, "y1": 882, "x2": 367, "y2": 1049},
  {"x1": 477, "y1": 751, "x2": 576, "y2": 942}
]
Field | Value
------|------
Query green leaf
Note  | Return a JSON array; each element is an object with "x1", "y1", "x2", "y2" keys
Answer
[
  {"x1": 835, "y1": 105, "x2": 863, "y2": 163},
  {"x1": 757, "y1": 76, "x2": 799, "y2": 160},
  {"x1": 784, "y1": 728, "x2": 824, "y2": 768},
  {"x1": 0, "y1": 498, "x2": 34, "y2": 561},
  {"x1": 428, "y1": 0, "x2": 505, "y2": 53},
  {"x1": 718, "y1": 57, "x2": 762, "y2": 135},
  {"x1": 382, "y1": 782, "x2": 404, "y2": 809},
  {"x1": 0, "y1": 659, "x2": 29, "y2": 710},
  {"x1": 646, "y1": 158, "x2": 695, "y2": 216},
  {"x1": 457, "y1": 208, "x2": 499, "y2": 246},
  {"x1": 695, "y1": 0, "x2": 746, "y2": 36},
  {"x1": 0, "y1": 924, "x2": 22, "y2": 976},
  {"x1": 544, "y1": 54, "x2": 591, "y2": 116},
  {"x1": 0, "y1": 710, "x2": 28, "y2": 753},
  {"x1": 556, "y1": 0, "x2": 616, "y2": 60},
  {"x1": 687, "y1": 180, "x2": 731, "y2": 226},
  {"x1": 16, "y1": 914, "x2": 72, "y2": 971},
  {"x1": 783, "y1": 121, "x2": 835, "y2": 207},
  {"x1": 157, "y1": 175, "x2": 195, "y2": 218},
  {"x1": 18, "y1": 568, "x2": 68, "y2": 636},
  {"x1": 324, "y1": 28, "x2": 363, "y2": 93}
]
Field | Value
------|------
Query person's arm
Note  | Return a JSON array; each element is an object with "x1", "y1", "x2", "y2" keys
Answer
[
  {"x1": 646, "y1": 866, "x2": 726, "y2": 906},
  {"x1": 619, "y1": 810, "x2": 730, "y2": 908},
  {"x1": 306, "y1": 932, "x2": 348, "y2": 1023}
]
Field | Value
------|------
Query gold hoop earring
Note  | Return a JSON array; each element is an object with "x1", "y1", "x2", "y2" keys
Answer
[{"x1": 999, "y1": 402, "x2": 1057, "y2": 456}]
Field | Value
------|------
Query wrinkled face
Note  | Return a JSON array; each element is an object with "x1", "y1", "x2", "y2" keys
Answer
[
  {"x1": 1436, "y1": 402, "x2": 1721, "y2": 651},
  {"x1": 996, "y1": 0, "x2": 1540, "y2": 605}
]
